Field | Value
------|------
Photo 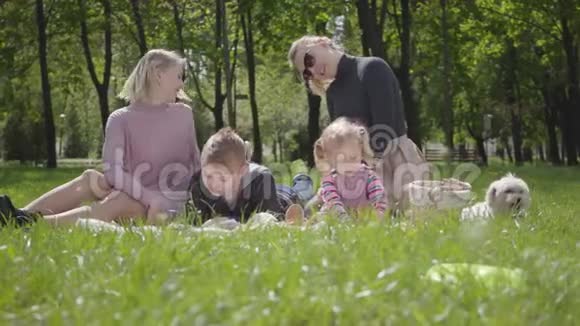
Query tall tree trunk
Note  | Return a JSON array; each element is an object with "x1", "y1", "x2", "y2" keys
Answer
[
  {"x1": 214, "y1": 0, "x2": 225, "y2": 130},
  {"x1": 307, "y1": 92, "x2": 321, "y2": 168},
  {"x1": 359, "y1": 29, "x2": 371, "y2": 56},
  {"x1": 171, "y1": 0, "x2": 224, "y2": 130},
  {"x1": 558, "y1": 103, "x2": 568, "y2": 162},
  {"x1": 35, "y1": 0, "x2": 57, "y2": 168},
  {"x1": 545, "y1": 103, "x2": 562, "y2": 165},
  {"x1": 504, "y1": 40, "x2": 523, "y2": 166},
  {"x1": 356, "y1": 0, "x2": 419, "y2": 143},
  {"x1": 355, "y1": 0, "x2": 386, "y2": 59},
  {"x1": 227, "y1": 31, "x2": 240, "y2": 129},
  {"x1": 212, "y1": 100, "x2": 225, "y2": 130},
  {"x1": 212, "y1": 67, "x2": 225, "y2": 130},
  {"x1": 561, "y1": 133, "x2": 567, "y2": 162},
  {"x1": 272, "y1": 138, "x2": 278, "y2": 162},
  {"x1": 513, "y1": 64, "x2": 524, "y2": 167},
  {"x1": 554, "y1": 81, "x2": 574, "y2": 165},
  {"x1": 399, "y1": 0, "x2": 420, "y2": 145},
  {"x1": 510, "y1": 110, "x2": 523, "y2": 165},
  {"x1": 241, "y1": 9, "x2": 262, "y2": 163},
  {"x1": 475, "y1": 138, "x2": 487, "y2": 166},
  {"x1": 277, "y1": 132, "x2": 284, "y2": 162},
  {"x1": 102, "y1": 0, "x2": 112, "y2": 132},
  {"x1": 356, "y1": 0, "x2": 371, "y2": 55},
  {"x1": 302, "y1": 21, "x2": 327, "y2": 168},
  {"x1": 79, "y1": 0, "x2": 112, "y2": 135},
  {"x1": 537, "y1": 144, "x2": 545, "y2": 161},
  {"x1": 130, "y1": 0, "x2": 147, "y2": 56},
  {"x1": 219, "y1": 0, "x2": 235, "y2": 128},
  {"x1": 540, "y1": 76, "x2": 562, "y2": 165},
  {"x1": 440, "y1": 0, "x2": 454, "y2": 151},
  {"x1": 466, "y1": 125, "x2": 487, "y2": 166},
  {"x1": 501, "y1": 137, "x2": 513, "y2": 163},
  {"x1": 559, "y1": 99, "x2": 576, "y2": 165},
  {"x1": 533, "y1": 47, "x2": 562, "y2": 165},
  {"x1": 559, "y1": 12, "x2": 579, "y2": 165}
]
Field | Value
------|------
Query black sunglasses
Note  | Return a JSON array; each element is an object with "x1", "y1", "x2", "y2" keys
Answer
[
  {"x1": 181, "y1": 67, "x2": 188, "y2": 82},
  {"x1": 302, "y1": 50, "x2": 315, "y2": 83}
]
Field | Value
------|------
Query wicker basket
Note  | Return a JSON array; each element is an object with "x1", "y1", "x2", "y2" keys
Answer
[{"x1": 407, "y1": 178, "x2": 473, "y2": 210}]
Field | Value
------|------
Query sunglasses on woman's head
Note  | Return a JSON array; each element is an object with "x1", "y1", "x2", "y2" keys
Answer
[
  {"x1": 302, "y1": 50, "x2": 315, "y2": 81},
  {"x1": 181, "y1": 67, "x2": 188, "y2": 82}
]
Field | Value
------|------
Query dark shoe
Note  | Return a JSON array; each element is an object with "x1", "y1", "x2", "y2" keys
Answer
[
  {"x1": 0, "y1": 195, "x2": 40, "y2": 227},
  {"x1": 13, "y1": 209, "x2": 41, "y2": 227},
  {"x1": 0, "y1": 195, "x2": 18, "y2": 226},
  {"x1": 276, "y1": 184, "x2": 300, "y2": 212},
  {"x1": 292, "y1": 173, "x2": 314, "y2": 202}
]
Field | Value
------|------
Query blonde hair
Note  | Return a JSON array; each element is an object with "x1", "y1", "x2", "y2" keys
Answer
[
  {"x1": 287, "y1": 35, "x2": 342, "y2": 97},
  {"x1": 201, "y1": 127, "x2": 249, "y2": 171},
  {"x1": 119, "y1": 49, "x2": 190, "y2": 103},
  {"x1": 244, "y1": 140, "x2": 253, "y2": 161},
  {"x1": 314, "y1": 118, "x2": 374, "y2": 173}
]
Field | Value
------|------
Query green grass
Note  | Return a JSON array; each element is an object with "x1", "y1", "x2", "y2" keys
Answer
[{"x1": 0, "y1": 163, "x2": 579, "y2": 325}]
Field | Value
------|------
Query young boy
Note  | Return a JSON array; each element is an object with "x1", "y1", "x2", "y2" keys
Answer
[{"x1": 189, "y1": 128, "x2": 307, "y2": 223}]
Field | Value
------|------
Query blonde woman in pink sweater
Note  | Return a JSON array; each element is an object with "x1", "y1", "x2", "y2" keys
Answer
[{"x1": 0, "y1": 49, "x2": 201, "y2": 227}]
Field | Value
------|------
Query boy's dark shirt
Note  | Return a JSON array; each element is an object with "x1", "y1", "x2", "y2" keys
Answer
[{"x1": 190, "y1": 163, "x2": 283, "y2": 222}]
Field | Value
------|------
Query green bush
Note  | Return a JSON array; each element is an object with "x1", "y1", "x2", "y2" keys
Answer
[
  {"x1": 64, "y1": 108, "x2": 90, "y2": 158},
  {"x1": 2, "y1": 106, "x2": 46, "y2": 164}
]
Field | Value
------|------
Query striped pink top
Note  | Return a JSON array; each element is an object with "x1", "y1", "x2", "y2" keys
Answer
[{"x1": 320, "y1": 163, "x2": 387, "y2": 217}]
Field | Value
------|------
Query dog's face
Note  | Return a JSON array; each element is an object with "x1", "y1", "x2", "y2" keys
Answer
[{"x1": 485, "y1": 173, "x2": 531, "y2": 215}]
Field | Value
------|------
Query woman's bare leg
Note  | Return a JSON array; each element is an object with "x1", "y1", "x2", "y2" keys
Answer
[
  {"x1": 42, "y1": 191, "x2": 146, "y2": 226},
  {"x1": 24, "y1": 169, "x2": 112, "y2": 215}
]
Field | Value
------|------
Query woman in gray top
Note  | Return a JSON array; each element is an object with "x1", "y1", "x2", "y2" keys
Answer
[{"x1": 288, "y1": 35, "x2": 430, "y2": 210}]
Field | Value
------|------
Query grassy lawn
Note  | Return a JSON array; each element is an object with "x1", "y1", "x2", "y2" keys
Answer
[{"x1": 0, "y1": 163, "x2": 579, "y2": 324}]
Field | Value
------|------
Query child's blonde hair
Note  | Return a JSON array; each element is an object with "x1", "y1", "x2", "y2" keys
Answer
[
  {"x1": 287, "y1": 35, "x2": 342, "y2": 97},
  {"x1": 314, "y1": 117, "x2": 374, "y2": 173},
  {"x1": 119, "y1": 49, "x2": 190, "y2": 103}
]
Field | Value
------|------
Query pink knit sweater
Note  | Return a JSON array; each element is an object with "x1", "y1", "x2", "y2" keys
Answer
[{"x1": 102, "y1": 101, "x2": 201, "y2": 212}]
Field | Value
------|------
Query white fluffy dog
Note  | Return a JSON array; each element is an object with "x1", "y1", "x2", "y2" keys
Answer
[{"x1": 461, "y1": 173, "x2": 531, "y2": 221}]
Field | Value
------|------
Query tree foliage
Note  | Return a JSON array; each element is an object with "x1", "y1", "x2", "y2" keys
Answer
[{"x1": 0, "y1": 0, "x2": 578, "y2": 166}]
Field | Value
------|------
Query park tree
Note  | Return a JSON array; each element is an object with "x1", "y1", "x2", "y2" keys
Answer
[
  {"x1": 78, "y1": 0, "x2": 113, "y2": 135},
  {"x1": 34, "y1": 0, "x2": 57, "y2": 168},
  {"x1": 355, "y1": 0, "x2": 422, "y2": 145},
  {"x1": 2, "y1": 0, "x2": 579, "y2": 168},
  {"x1": 64, "y1": 106, "x2": 90, "y2": 158}
]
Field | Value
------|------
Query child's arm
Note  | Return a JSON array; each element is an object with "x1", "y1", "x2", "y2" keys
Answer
[
  {"x1": 189, "y1": 173, "x2": 216, "y2": 223},
  {"x1": 366, "y1": 170, "x2": 388, "y2": 217},
  {"x1": 252, "y1": 172, "x2": 284, "y2": 220},
  {"x1": 320, "y1": 174, "x2": 347, "y2": 215}
]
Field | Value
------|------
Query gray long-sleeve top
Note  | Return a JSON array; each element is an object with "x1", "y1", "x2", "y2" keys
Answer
[{"x1": 325, "y1": 54, "x2": 407, "y2": 156}]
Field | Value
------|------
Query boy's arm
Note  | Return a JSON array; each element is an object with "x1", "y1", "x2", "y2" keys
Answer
[
  {"x1": 366, "y1": 170, "x2": 388, "y2": 217},
  {"x1": 189, "y1": 173, "x2": 214, "y2": 223},
  {"x1": 252, "y1": 172, "x2": 284, "y2": 221}
]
